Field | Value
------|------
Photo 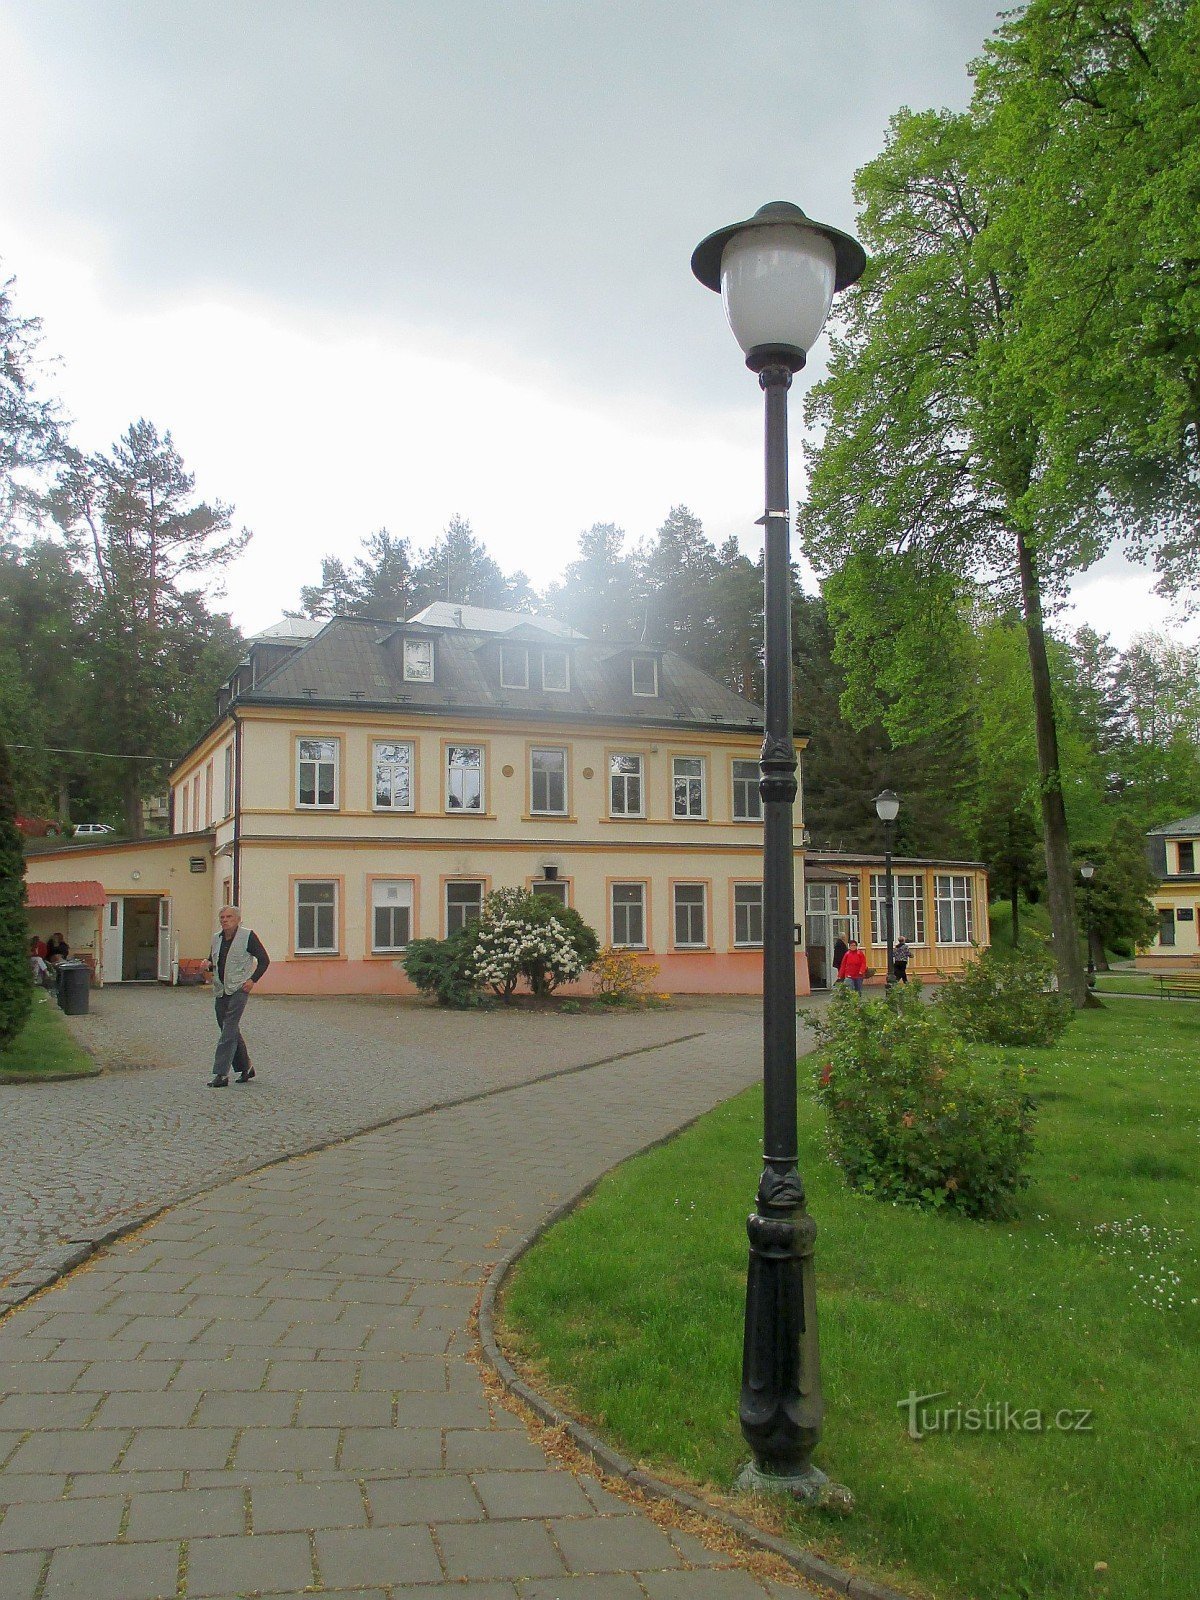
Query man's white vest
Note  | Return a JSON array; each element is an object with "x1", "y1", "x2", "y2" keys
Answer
[{"x1": 211, "y1": 926, "x2": 256, "y2": 997}]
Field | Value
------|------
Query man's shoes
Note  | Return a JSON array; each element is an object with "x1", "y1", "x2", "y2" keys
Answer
[
  {"x1": 208, "y1": 1075, "x2": 229, "y2": 1088},
  {"x1": 235, "y1": 1065, "x2": 256, "y2": 1082}
]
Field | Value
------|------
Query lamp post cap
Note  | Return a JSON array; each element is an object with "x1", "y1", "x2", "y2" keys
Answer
[
  {"x1": 691, "y1": 202, "x2": 867, "y2": 295},
  {"x1": 874, "y1": 788, "x2": 900, "y2": 823},
  {"x1": 1080, "y1": 861, "x2": 1095, "y2": 880}
]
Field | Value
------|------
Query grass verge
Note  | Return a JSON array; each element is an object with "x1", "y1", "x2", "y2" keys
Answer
[
  {"x1": 0, "y1": 997, "x2": 98, "y2": 1080},
  {"x1": 500, "y1": 1004, "x2": 1199, "y2": 1600}
]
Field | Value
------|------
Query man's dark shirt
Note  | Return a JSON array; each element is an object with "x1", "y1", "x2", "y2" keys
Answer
[{"x1": 217, "y1": 930, "x2": 271, "y2": 984}]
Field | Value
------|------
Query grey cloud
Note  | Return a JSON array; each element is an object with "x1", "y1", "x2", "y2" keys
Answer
[{"x1": 5, "y1": 0, "x2": 1003, "y2": 406}]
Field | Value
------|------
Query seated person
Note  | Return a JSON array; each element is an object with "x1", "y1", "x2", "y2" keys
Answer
[
  {"x1": 46, "y1": 932, "x2": 70, "y2": 964},
  {"x1": 29, "y1": 938, "x2": 53, "y2": 988}
]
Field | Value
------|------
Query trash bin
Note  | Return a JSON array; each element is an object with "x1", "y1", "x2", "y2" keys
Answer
[{"x1": 56, "y1": 960, "x2": 90, "y2": 1016}]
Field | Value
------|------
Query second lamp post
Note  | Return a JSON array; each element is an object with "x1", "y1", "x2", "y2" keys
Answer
[
  {"x1": 692, "y1": 202, "x2": 864, "y2": 1503},
  {"x1": 875, "y1": 790, "x2": 900, "y2": 987}
]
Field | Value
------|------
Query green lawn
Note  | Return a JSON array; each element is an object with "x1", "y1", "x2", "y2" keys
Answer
[
  {"x1": 0, "y1": 996, "x2": 98, "y2": 1080},
  {"x1": 501, "y1": 1004, "x2": 1199, "y2": 1600},
  {"x1": 1091, "y1": 971, "x2": 1179, "y2": 998}
]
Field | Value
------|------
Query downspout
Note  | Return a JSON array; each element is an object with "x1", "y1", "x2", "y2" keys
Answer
[{"x1": 231, "y1": 712, "x2": 243, "y2": 905}]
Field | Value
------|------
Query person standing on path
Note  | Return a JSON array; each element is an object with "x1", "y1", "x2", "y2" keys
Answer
[
  {"x1": 205, "y1": 905, "x2": 269, "y2": 1087},
  {"x1": 838, "y1": 938, "x2": 868, "y2": 994},
  {"x1": 893, "y1": 936, "x2": 912, "y2": 984}
]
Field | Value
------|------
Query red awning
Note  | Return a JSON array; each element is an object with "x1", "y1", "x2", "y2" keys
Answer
[{"x1": 26, "y1": 880, "x2": 107, "y2": 909}]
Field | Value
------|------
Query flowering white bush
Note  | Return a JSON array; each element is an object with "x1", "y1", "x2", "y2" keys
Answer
[{"x1": 469, "y1": 887, "x2": 597, "y2": 1000}]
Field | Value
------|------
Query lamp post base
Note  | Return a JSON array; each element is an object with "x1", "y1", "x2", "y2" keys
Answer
[{"x1": 734, "y1": 1459, "x2": 855, "y2": 1513}]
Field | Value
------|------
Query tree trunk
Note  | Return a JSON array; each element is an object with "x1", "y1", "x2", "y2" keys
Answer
[
  {"x1": 1010, "y1": 881, "x2": 1020, "y2": 945},
  {"x1": 122, "y1": 768, "x2": 145, "y2": 839},
  {"x1": 1090, "y1": 928, "x2": 1109, "y2": 972},
  {"x1": 1015, "y1": 531, "x2": 1087, "y2": 1006}
]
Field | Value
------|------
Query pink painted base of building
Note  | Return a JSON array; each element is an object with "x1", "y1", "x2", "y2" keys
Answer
[{"x1": 250, "y1": 950, "x2": 812, "y2": 998}]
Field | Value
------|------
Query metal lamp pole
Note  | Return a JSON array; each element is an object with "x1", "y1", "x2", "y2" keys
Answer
[
  {"x1": 1080, "y1": 861, "x2": 1096, "y2": 989},
  {"x1": 875, "y1": 790, "x2": 900, "y2": 988},
  {"x1": 692, "y1": 203, "x2": 865, "y2": 1505}
]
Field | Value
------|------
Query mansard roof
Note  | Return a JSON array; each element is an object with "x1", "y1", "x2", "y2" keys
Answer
[{"x1": 241, "y1": 613, "x2": 763, "y2": 733}]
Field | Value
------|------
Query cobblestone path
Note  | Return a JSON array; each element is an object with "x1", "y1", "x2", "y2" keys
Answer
[
  {"x1": 0, "y1": 1002, "x2": 825, "y2": 1597},
  {"x1": 1, "y1": 988, "x2": 723, "y2": 1291}
]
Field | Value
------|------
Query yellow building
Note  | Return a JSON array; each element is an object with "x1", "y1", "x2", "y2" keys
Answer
[
  {"x1": 24, "y1": 607, "x2": 991, "y2": 994},
  {"x1": 1139, "y1": 813, "x2": 1200, "y2": 967}
]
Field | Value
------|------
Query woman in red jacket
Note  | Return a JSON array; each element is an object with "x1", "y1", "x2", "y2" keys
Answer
[{"x1": 838, "y1": 939, "x2": 869, "y2": 994}]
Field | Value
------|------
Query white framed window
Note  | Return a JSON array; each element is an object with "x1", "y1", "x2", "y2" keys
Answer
[
  {"x1": 935, "y1": 874, "x2": 975, "y2": 945},
  {"x1": 609, "y1": 753, "x2": 644, "y2": 817},
  {"x1": 672, "y1": 756, "x2": 706, "y2": 819},
  {"x1": 374, "y1": 740, "x2": 415, "y2": 810},
  {"x1": 1178, "y1": 841, "x2": 1196, "y2": 874},
  {"x1": 295, "y1": 880, "x2": 338, "y2": 953},
  {"x1": 732, "y1": 759, "x2": 762, "y2": 821},
  {"x1": 673, "y1": 883, "x2": 707, "y2": 948},
  {"x1": 541, "y1": 649, "x2": 570, "y2": 692},
  {"x1": 1158, "y1": 908, "x2": 1176, "y2": 946},
  {"x1": 371, "y1": 879, "x2": 413, "y2": 952},
  {"x1": 870, "y1": 873, "x2": 926, "y2": 945},
  {"x1": 297, "y1": 738, "x2": 338, "y2": 808},
  {"x1": 612, "y1": 882, "x2": 646, "y2": 948},
  {"x1": 446, "y1": 880, "x2": 484, "y2": 936},
  {"x1": 446, "y1": 745, "x2": 484, "y2": 811},
  {"x1": 734, "y1": 884, "x2": 764, "y2": 947},
  {"x1": 533, "y1": 879, "x2": 568, "y2": 907},
  {"x1": 403, "y1": 638, "x2": 433, "y2": 682},
  {"x1": 631, "y1": 655, "x2": 658, "y2": 696},
  {"x1": 530, "y1": 746, "x2": 568, "y2": 815},
  {"x1": 500, "y1": 644, "x2": 528, "y2": 689}
]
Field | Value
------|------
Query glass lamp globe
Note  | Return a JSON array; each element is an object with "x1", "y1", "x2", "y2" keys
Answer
[{"x1": 874, "y1": 789, "x2": 900, "y2": 823}]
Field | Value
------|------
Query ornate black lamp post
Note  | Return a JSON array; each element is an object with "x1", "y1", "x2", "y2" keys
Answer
[
  {"x1": 875, "y1": 790, "x2": 900, "y2": 987},
  {"x1": 1080, "y1": 861, "x2": 1096, "y2": 989},
  {"x1": 692, "y1": 202, "x2": 865, "y2": 1504}
]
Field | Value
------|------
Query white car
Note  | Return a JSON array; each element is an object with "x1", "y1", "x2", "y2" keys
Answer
[{"x1": 73, "y1": 823, "x2": 116, "y2": 837}]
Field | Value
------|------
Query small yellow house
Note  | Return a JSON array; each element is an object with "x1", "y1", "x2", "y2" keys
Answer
[
  {"x1": 24, "y1": 606, "x2": 991, "y2": 996},
  {"x1": 1139, "y1": 812, "x2": 1200, "y2": 967}
]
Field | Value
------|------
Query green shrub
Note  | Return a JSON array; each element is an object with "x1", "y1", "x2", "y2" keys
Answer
[
  {"x1": 938, "y1": 938, "x2": 1073, "y2": 1046},
  {"x1": 402, "y1": 928, "x2": 481, "y2": 1007},
  {"x1": 811, "y1": 985, "x2": 1036, "y2": 1219},
  {"x1": 471, "y1": 889, "x2": 599, "y2": 1001}
]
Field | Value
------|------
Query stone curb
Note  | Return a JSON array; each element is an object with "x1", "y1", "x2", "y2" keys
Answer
[
  {"x1": 477, "y1": 1152, "x2": 914, "y2": 1600},
  {"x1": 0, "y1": 1027, "x2": 706, "y2": 1317},
  {"x1": 0, "y1": 1067, "x2": 104, "y2": 1085}
]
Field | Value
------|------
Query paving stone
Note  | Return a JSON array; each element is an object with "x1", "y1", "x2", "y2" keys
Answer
[
  {"x1": 0, "y1": 1494, "x2": 124, "y2": 1551},
  {"x1": 125, "y1": 1488, "x2": 246, "y2": 1541},
  {"x1": 640, "y1": 1570, "x2": 779, "y2": 1597},
  {"x1": 519, "y1": 1577, "x2": 647, "y2": 1599},
  {"x1": 392, "y1": 1390, "x2": 491, "y2": 1428},
  {"x1": 438, "y1": 1519, "x2": 565, "y2": 1583},
  {"x1": 357, "y1": 1356, "x2": 448, "y2": 1391},
  {"x1": 91, "y1": 1392, "x2": 199, "y2": 1429},
  {"x1": 367, "y1": 1474, "x2": 483, "y2": 1525},
  {"x1": 294, "y1": 1390, "x2": 392, "y2": 1428},
  {"x1": 69, "y1": 1470, "x2": 184, "y2": 1496},
  {"x1": 72, "y1": 1362, "x2": 180, "y2": 1393},
  {"x1": 265, "y1": 1359, "x2": 357, "y2": 1391},
  {"x1": 0, "y1": 1550, "x2": 44, "y2": 1600},
  {"x1": 122, "y1": 1427, "x2": 236, "y2": 1471},
  {"x1": 444, "y1": 1430, "x2": 549, "y2": 1471},
  {"x1": 553, "y1": 1514, "x2": 685, "y2": 1573},
  {"x1": 340, "y1": 1427, "x2": 443, "y2": 1471},
  {"x1": 185, "y1": 1531, "x2": 314, "y2": 1596},
  {"x1": 6, "y1": 1430, "x2": 130, "y2": 1475},
  {"x1": 168, "y1": 1358, "x2": 270, "y2": 1391},
  {"x1": 191, "y1": 1390, "x2": 296, "y2": 1427},
  {"x1": 0, "y1": 1393, "x2": 98, "y2": 1430},
  {"x1": 315, "y1": 1524, "x2": 443, "y2": 1587},
  {"x1": 0, "y1": 1473, "x2": 70, "y2": 1504},
  {"x1": 391, "y1": 1587, "x2": 514, "y2": 1600},
  {"x1": 472, "y1": 1469, "x2": 594, "y2": 1519},
  {"x1": 43, "y1": 1540, "x2": 179, "y2": 1600},
  {"x1": 251, "y1": 1480, "x2": 366, "y2": 1532},
  {"x1": 233, "y1": 1427, "x2": 340, "y2": 1469}
]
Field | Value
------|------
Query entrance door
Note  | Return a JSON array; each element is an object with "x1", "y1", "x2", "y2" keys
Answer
[
  {"x1": 102, "y1": 898, "x2": 123, "y2": 984},
  {"x1": 157, "y1": 897, "x2": 173, "y2": 983}
]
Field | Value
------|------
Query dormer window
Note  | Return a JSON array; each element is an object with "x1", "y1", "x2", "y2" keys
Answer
[
  {"x1": 1179, "y1": 841, "x2": 1196, "y2": 874},
  {"x1": 403, "y1": 638, "x2": 433, "y2": 682},
  {"x1": 631, "y1": 655, "x2": 658, "y2": 697},
  {"x1": 541, "y1": 649, "x2": 569, "y2": 692},
  {"x1": 500, "y1": 644, "x2": 529, "y2": 689}
]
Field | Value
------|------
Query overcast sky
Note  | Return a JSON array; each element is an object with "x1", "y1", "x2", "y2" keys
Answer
[{"x1": 1, "y1": 0, "x2": 1188, "y2": 646}]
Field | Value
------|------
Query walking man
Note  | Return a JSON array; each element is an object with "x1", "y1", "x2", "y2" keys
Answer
[{"x1": 206, "y1": 905, "x2": 270, "y2": 1087}]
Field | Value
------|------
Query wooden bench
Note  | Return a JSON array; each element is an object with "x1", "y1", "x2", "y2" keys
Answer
[{"x1": 1157, "y1": 973, "x2": 1200, "y2": 1000}]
